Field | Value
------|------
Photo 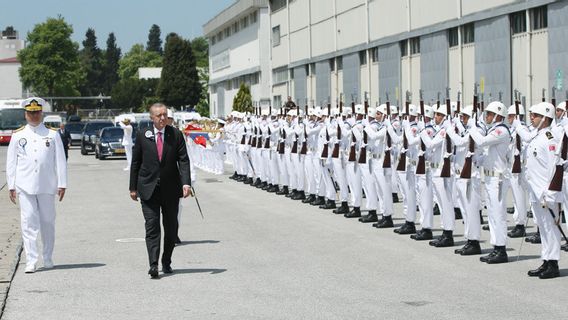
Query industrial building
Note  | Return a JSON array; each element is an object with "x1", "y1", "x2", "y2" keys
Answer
[
  {"x1": 204, "y1": 0, "x2": 568, "y2": 116},
  {"x1": 0, "y1": 27, "x2": 24, "y2": 99}
]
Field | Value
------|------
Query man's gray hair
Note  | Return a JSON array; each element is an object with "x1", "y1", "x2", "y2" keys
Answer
[{"x1": 149, "y1": 103, "x2": 167, "y2": 115}]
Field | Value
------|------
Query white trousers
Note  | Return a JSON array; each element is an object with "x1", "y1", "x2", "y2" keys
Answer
[
  {"x1": 19, "y1": 191, "x2": 56, "y2": 267},
  {"x1": 124, "y1": 144, "x2": 132, "y2": 169},
  {"x1": 293, "y1": 153, "x2": 305, "y2": 191},
  {"x1": 360, "y1": 162, "x2": 378, "y2": 210},
  {"x1": 278, "y1": 153, "x2": 289, "y2": 186},
  {"x1": 372, "y1": 160, "x2": 393, "y2": 216},
  {"x1": 533, "y1": 202, "x2": 562, "y2": 261},
  {"x1": 304, "y1": 153, "x2": 316, "y2": 194},
  {"x1": 397, "y1": 167, "x2": 416, "y2": 222},
  {"x1": 485, "y1": 177, "x2": 510, "y2": 246},
  {"x1": 432, "y1": 176, "x2": 455, "y2": 231},
  {"x1": 332, "y1": 157, "x2": 349, "y2": 202},
  {"x1": 286, "y1": 151, "x2": 296, "y2": 189},
  {"x1": 455, "y1": 177, "x2": 481, "y2": 240},
  {"x1": 268, "y1": 150, "x2": 279, "y2": 185},
  {"x1": 346, "y1": 162, "x2": 362, "y2": 207},
  {"x1": 416, "y1": 172, "x2": 433, "y2": 229},
  {"x1": 509, "y1": 174, "x2": 528, "y2": 225}
]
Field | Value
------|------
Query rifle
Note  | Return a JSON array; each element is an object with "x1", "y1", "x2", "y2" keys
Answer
[
  {"x1": 278, "y1": 127, "x2": 285, "y2": 154},
  {"x1": 358, "y1": 100, "x2": 369, "y2": 164},
  {"x1": 549, "y1": 92, "x2": 568, "y2": 191},
  {"x1": 264, "y1": 127, "x2": 271, "y2": 149},
  {"x1": 383, "y1": 92, "x2": 392, "y2": 168},
  {"x1": 250, "y1": 126, "x2": 257, "y2": 146},
  {"x1": 291, "y1": 133, "x2": 298, "y2": 153},
  {"x1": 240, "y1": 127, "x2": 247, "y2": 145},
  {"x1": 332, "y1": 120, "x2": 341, "y2": 158},
  {"x1": 460, "y1": 83, "x2": 478, "y2": 179},
  {"x1": 396, "y1": 91, "x2": 410, "y2": 171},
  {"x1": 321, "y1": 127, "x2": 330, "y2": 158},
  {"x1": 511, "y1": 90, "x2": 522, "y2": 174},
  {"x1": 351, "y1": 101, "x2": 355, "y2": 115},
  {"x1": 552, "y1": 86, "x2": 557, "y2": 108},
  {"x1": 440, "y1": 88, "x2": 452, "y2": 178},
  {"x1": 416, "y1": 89, "x2": 426, "y2": 175},
  {"x1": 542, "y1": 88, "x2": 546, "y2": 102},
  {"x1": 256, "y1": 127, "x2": 263, "y2": 148},
  {"x1": 300, "y1": 124, "x2": 308, "y2": 155}
]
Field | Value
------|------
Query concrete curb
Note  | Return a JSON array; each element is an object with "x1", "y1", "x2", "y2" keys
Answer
[{"x1": 0, "y1": 241, "x2": 22, "y2": 319}]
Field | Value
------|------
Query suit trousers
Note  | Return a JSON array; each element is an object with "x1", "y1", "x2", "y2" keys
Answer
[
  {"x1": 141, "y1": 184, "x2": 179, "y2": 267},
  {"x1": 18, "y1": 191, "x2": 56, "y2": 267}
]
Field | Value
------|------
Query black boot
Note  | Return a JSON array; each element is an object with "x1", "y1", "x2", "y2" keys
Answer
[
  {"x1": 528, "y1": 260, "x2": 549, "y2": 277},
  {"x1": 525, "y1": 229, "x2": 541, "y2": 244},
  {"x1": 429, "y1": 230, "x2": 454, "y2": 247},
  {"x1": 359, "y1": 210, "x2": 378, "y2": 223},
  {"x1": 454, "y1": 208, "x2": 462, "y2": 220},
  {"x1": 292, "y1": 190, "x2": 306, "y2": 200},
  {"x1": 244, "y1": 177, "x2": 253, "y2": 185},
  {"x1": 373, "y1": 215, "x2": 394, "y2": 228},
  {"x1": 276, "y1": 186, "x2": 288, "y2": 195},
  {"x1": 344, "y1": 207, "x2": 361, "y2": 218},
  {"x1": 562, "y1": 243, "x2": 568, "y2": 252},
  {"x1": 433, "y1": 204, "x2": 440, "y2": 215},
  {"x1": 230, "y1": 172, "x2": 238, "y2": 180},
  {"x1": 261, "y1": 182, "x2": 270, "y2": 190},
  {"x1": 253, "y1": 178, "x2": 261, "y2": 187},
  {"x1": 311, "y1": 196, "x2": 325, "y2": 206},
  {"x1": 392, "y1": 193, "x2": 400, "y2": 203},
  {"x1": 320, "y1": 199, "x2": 337, "y2": 209},
  {"x1": 394, "y1": 221, "x2": 416, "y2": 234},
  {"x1": 539, "y1": 260, "x2": 560, "y2": 279},
  {"x1": 267, "y1": 184, "x2": 279, "y2": 193},
  {"x1": 483, "y1": 246, "x2": 508, "y2": 264},
  {"x1": 411, "y1": 228, "x2": 433, "y2": 240},
  {"x1": 286, "y1": 189, "x2": 296, "y2": 198},
  {"x1": 458, "y1": 240, "x2": 481, "y2": 255},
  {"x1": 237, "y1": 175, "x2": 246, "y2": 182},
  {"x1": 333, "y1": 202, "x2": 350, "y2": 214},
  {"x1": 302, "y1": 194, "x2": 315, "y2": 203},
  {"x1": 508, "y1": 224, "x2": 526, "y2": 238}
]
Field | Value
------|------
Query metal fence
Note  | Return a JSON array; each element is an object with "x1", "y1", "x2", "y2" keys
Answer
[{"x1": 76, "y1": 109, "x2": 122, "y2": 120}]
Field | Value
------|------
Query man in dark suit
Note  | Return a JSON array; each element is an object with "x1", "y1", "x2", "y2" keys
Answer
[
  {"x1": 129, "y1": 103, "x2": 191, "y2": 279},
  {"x1": 58, "y1": 123, "x2": 71, "y2": 160}
]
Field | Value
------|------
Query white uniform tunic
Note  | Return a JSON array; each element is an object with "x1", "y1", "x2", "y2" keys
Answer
[
  {"x1": 6, "y1": 123, "x2": 67, "y2": 269},
  {"x1": 119, "y1": 122, "x2": 133, "y2": 170}
]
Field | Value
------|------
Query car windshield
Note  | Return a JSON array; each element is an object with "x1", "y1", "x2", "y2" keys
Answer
[
  {"x1": 138, "y1": 120, "x2": 153, "y2": 131},
  {"x1": 101, "y1": 128, "x2": 123, "y2": 139},
  {"x1": 65, "y1": 122, "x2": 85, "y2": 133},
  {"x1": 0, "y1": 108, "x2": 26, "y2": 130},
  {"x1": 85, "y1": 122, "x2": 113, "y2": 133}
]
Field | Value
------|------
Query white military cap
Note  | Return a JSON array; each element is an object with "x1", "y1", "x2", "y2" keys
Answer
[
  {"x1": 461, "y1": 105, "x2": 474, "y2": 118},
  {"x1": 530, "y1": 102, "x2": 555, "y2": 119},
  {"x1": 217, "y1": 119, "x2": 226, "y2": 125},
  {"x1": 342, "y1": 107, "x2": 353, "y2": 116},
  {"x1": 367, "y1": 106, "x2": 377, "y2": 117},
  {"x1": 390, "y1": 105, "x2": 399, "y2": 115},
  {"x1": 314, "y1": 106, "x2": 322, "y2": 117},
  {"x1": 377, "y1": 104, "x2": 388, "y2": 115},
  {"x1": 507, "y1": 104, "x2": 525, "y2": 116},
  {"x1": 22, "y1": 97, "x2": 47, "y2": 111},
  {"x1": 408, "y1": 104, "x2": 418, "y2": 117},
  {"x1": 556, "y1": 101, "x2": 566, "y2": 112},
  {"x1": 331, "y1": 108, "x2": 341, "y2": 116},
  {"x1": 485, "y1": 101, "x2": 507, "y2": 117},
  {"x1": 321, "y1": 107, "x2": 330, "y2": 117},
  {"x1": 424, "y1": 105, "x2": 434, "y2": 118},
  {"x1": 307, "y1": 108, "x2": 315, "y2": 116},
  {"x1": 354, "y1": 104, "x2": 365, "y2": 115},
  {"x1": 434, "y1": 104, "x2": 448, "y2": 116}
]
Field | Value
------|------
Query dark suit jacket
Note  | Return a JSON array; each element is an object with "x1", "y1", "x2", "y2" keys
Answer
[
  {"x1": 129, "y1": 125, "x2": 191, "y2": 201},
  {"x1": 58, "y1": 129, "x2": 71, "y2": 149}
]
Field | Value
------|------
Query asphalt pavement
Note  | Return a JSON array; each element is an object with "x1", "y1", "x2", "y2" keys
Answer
[{"x1": 1, "y1": 146, "x2": 568, "y2": 320}]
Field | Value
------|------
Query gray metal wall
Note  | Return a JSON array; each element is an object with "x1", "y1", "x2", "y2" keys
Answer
[
  {"x1": 421, "y1": 31, "x2": 449, "y2": 103},
  {"x1": 316, "y1": 60, "x2": 331, "y2": 105},
  {"x1": 378, "y1": 43, "x2": 401, "y2": 103},
  {"x1": 475, "y1": 15, "x2": 512, "y2": 106},
  {"x1": 293, "y1": 66, "x2": 307, "y2": 106},
  {"x1": 548, "y1": 0, "x2": 568, "y2": 98},
  {"x1": 342, "y1": 53, "x2": 360, "y2": 103}
]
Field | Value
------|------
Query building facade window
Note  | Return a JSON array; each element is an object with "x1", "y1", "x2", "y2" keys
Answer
[
  {"x1": 462, "y1": 23, "x2": 474, "y2": 44},
  {"x1": 250, "y1": 10, "x2": 258, "y2": 24},
  {"x1": 271, "y1": 0, "x2": 286, "y2": 12},
  {"x1": 371, "y1": 47, "x2": 378, "y2": 63},
  {"x1": 273, "y1": 68, "x2": 288, "y2": 84},
  {"x1": 329, "y1": 58, "x2": 335, "y2": 72},
  {"x1": 272, "y1": 25, "x2": 280, "y2": 47},
  {"x1": 511, "y1": 11, "x2": 527, "y2": 34},
  {"x1": 310, "y1": 63, "x2": 316, "y2": 76},
  {"x1": 400, "y1": 40, "x2": 408, "y2": 57},
  {"x1": 448, "y1": 27, "x2": 459, "y2": 47},
  {"x1": 224, "y1": 27, "x2": 230, "y2": 38},
  {"x1": 232, "y1": 22, "x2": 239, "y2": 34},
  {"x1": 531, "y1": 6, "x2": 548, "y2": 30},
  {"x1": 336, "y1": 56, "x2": 343, "y2": 70},
  {"x1": 410, "y1": 37, "x2": 420, "y2": 55},
  {"x1": 359, "y1": 50, "x2": 367, "y2": 65},
  {"x1": 273, "y1": 95, "x2": 282, "y2": 108}
]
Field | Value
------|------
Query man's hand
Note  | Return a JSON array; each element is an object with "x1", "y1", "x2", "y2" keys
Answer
[
  {"x1": 130, "y1": 191, "x2": 138, "y2": 201},
  {"x1": 58, "y1": 188, "x2": 66, "y2": 202},
  {"x1": 183, "y1": 185, "x2": 193, "y2": 198},
  {"x1": 9, "y1": 189, "x2": 16, "y2": 204}
]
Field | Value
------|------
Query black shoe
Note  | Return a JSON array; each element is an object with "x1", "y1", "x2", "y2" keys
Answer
[
  {"x1": 562, "y1": 243, "x2": 568, "y2": 252},
  {"x1": 508, "y1": 224, "x2": 526, "y2": 238},
  {"x1": 244, "y1": 177, "x2": 253, "y2": 185},
  {"x1": 411, "y1": 228, "x2": 433, "y2": 241},
  {"x1": 460, "y1": 240, "x2": 481, "y2": 256},
  {"x1": 482, "y1": 225, "x2": 490, "y2": 231},
  {"x1": 333, "y1": 202, "x2": 350, "y2": 214},
  {"x1": 480, "y1": 249, "x2": 497, "y2": 263},
  {"x1": 394, "y1": 221, "x2": 416, "y2": 234},
  {"x1": 162, "y1": 265, "x2": 173, "y2": 274},
  {"x1": 267, "y1": 185, "x2": 279, "y2": 193},
  {"x1": 433, "y1": 204, "x2": 440, "y2": 216},
  {"x1": 525, "y1": 230, "x2": 541, "y2": 244},
  {"x1": 229, "y1": 172, "x2": 238, "y2": 180},
  {"x1": 344, "y1": 207, "x2": 361, "y2": 218},
  {"x1": 539, "y1": 260, "x2": 560, "y2": 279},
  {"x1": 528, "y1": 260, "x2": 549, "y2": 277},
  {"x1": 429, "y1": 230, "x2": 454, "y2": 247},
  {"x1": 484, "y1": 246, "x2": 508, "y2": 264},
  {"x1": 392, "y1": 193, "x2": 399, "y2": 203},
  {"x1": 454, "y1": 208, "x2": 462, "y2": 220},
  {"x1": 454, "y1": 242, "x2": 469, "y2": 254},
  {"x1": 276, "y1": 186, "x2": 288, "y2": 195},
  {"x1": 261, "y1": 183, "x2": 270, "y2": 190},
  {"x1": 286, "y1": 189, "x2": 296, "y2": 198},
  {"x1": 236, "y1": 175, "x2": 246, "y2": 182},
  {"x1": 148, "y1": 266, "x2": 159, "y2": 279},
  {"x1": 320, "y1": 199, "x2": 337, "y2": 209},
  {"x1": 507, "y1": 207, "x2": 515, "y2": 214},
  {"x1": 359, "y1": 210, "x2": 378, "y2": 223},
  {"x1": 374, "y1": 215, "x2": 394, "y2": 228},
  {"x1": 292, "y1": 191, "x2": 305, "y2": 200},
  {"x1": 311, "y1": 196, "x2": 325, "y2": 206},
  {"x1": 302, "y1": 194, "x2": 315, "y2": 203},
  {"x1": 253, "y1": 178, "x2": 261, "y2": 187}
]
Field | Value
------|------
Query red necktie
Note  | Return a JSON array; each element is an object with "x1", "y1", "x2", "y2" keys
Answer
[{"x1": 157, "y1": 131, "x2": 163, "y2": 161}]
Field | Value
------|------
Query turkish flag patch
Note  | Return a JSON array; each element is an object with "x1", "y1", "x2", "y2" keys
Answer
[
  {"x1": 495, "y1": 129, "x2": 502, "y2": 135},
  {"x1": 549, "y1": 145, "x2": 556, "y2": 151}
]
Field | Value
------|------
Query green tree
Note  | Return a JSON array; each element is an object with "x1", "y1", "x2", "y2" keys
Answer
[
  {"x1": 111, "y1": 78, "x2": 159, "y2": 112},
  {"x1": 146, "y1": 24, "x2": 162, "y2": 55},
  {"x1": 118, "y1": 44, "x2": 162, "y2": 80},
  {"x1": 102, "y1": 32, "x2": 121, "y2": 97},
  {"x1": 79, "y1": 28, "x2": 104, "y2": 106},
  {"x1": 194, "y1": 68, "x2": 210, "y2": 117},
  {"x1": 18, "y1": 17, "x2": 84, "y2": 97},
  {"x1": 158, "y1": 34, "x2": 200, "y2": 108},
  {"x1": 232, "y1": 83, "x2": 253, "y2": 113},
  {"x1": 191, "y1": 36, "x2": 209, "y2": 69}
]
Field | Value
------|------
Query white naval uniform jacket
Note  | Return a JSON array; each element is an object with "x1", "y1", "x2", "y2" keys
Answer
[
  {"x1": 6, "y1": 124, "x2": 67, "y2": 195},
  {"x1": 469, "y1": 122, "x2": 511, "y2": 176}
]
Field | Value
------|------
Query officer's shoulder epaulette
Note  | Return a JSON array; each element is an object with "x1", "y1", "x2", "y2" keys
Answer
[
  {"x1": 48, "y1": 126, "x2": 58, "y2": 131},
  {"x1": 12, "y1": 125, "x2": 25, "y2": 133},
  {"x1": 546, "y1": 131, "x2": 553, "y2": 140}
]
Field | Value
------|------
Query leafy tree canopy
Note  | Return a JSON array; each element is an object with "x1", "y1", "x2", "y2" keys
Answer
[
  {"x1": 118, "y1": 44, "x2": 162, "y2": 80},
  {"x1": 232, "y1": 83, "x2": 253, "y2": 113}
]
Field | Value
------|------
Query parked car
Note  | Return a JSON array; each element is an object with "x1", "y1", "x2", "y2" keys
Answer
[
  {"x1": 43, "y1": 115, "x2": 63, "y2": 128},
  {"x1": 137, "y1": 119, "x2": 153, "y2": 132},
  {"x1": 81, "y1": 120, "x2": 114, "y2": 155},
  {"x1": 95, "y1": 127, "x2": 134, "y2": 160},
  {"x1": 65, "y1": 122, "x2": 86, "y2": 146},
  {"x1": 67, "y1": 115, "x2": 81, "y2": 122}
]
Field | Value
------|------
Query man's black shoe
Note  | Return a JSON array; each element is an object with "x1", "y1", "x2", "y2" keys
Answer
[
  {"x1": 292, "y1": 191, "x2": 306, "y2": 200},
  {"x1": 311, "y1": 196, "x2": 325, "y2": 206},
  {"x1": 507, "y1": 207, "x2": 515, "y2": 214},
  {"x1": 392, "y1": 193, "x2": 399, "y2": 203},
  {"x1": 276, "y1": 186, "x2": 288, "y2": 195},
  {"x1": 148, "y1": 266, "x2": 159, "y2": 279},
  {"x1": 162, "y1": 265, "x2": 173, "y2": 274},
  {"x1": 528, "y1": 260, "x2": 549, "y2": 277},
  {"x1": 485, "y1": 246, "x2": 508, "y2": 264},
  {"x1": 411, "y1": 228, "x2": 433, "y2": 240},
  {"x1": 394, "y1": 221, "x2": 416, "y2": 234},
  {"x1": 302, "y1": 194, "x2": 315, "y2": 203},
  {"x1": 482, "y1": 224, "x2": 490, "y2": 231},
  {"x1": 229, "y1": 172, "x2": 238, "y2": 180},
  {"x1": 267, "y1": 185, "x2": 279, "y2": 193},
  {"x1": 333, "y1": 202, "x2": 350, "y2": 214},
  {"x1": 480, "y1": 249, "x2": 497, "y2": 263},
  {"x1": 374, "y1": 215, "x2": 394, "y2": 228},
  {"x1": 525, "y1": 230, "x2": 541, "y2": 244},
  {"x1": 429, "y1": 230, "x2": 454, "y2": 247},
  {"x1": 320, "y1": 199, "x2": 337, "y2": 209},
  {"x1": 454, "y1": 208, "x2": 462, "y2": 220},
  {"x1": 508, "y1": 224, "x2": 526, "y2": 238},
  {"x1": 539, "y1": 260, "x2": 560, "y2": 279},
  {"x1": 344, "y1": 207, "x2": 361, "y2": 218},
  {"x1": 261, "y1": 183, "x2": 271, "y2": 190},
  {"x1": 460, "y1": 240, "x2": 481, "y2": 255},
  {"x1": 286, "y1": 189, "x2": 296, "y2": 198},
  {"x1": 244, "y1": 177, "x2": 253, "y2": 185},
  {"x1": 562, "y1": 243, "x2": 568, "y2": 252},
  {"x1": 253, "y1": 178, "x2": 261, "y2": 187},
  {"x1": 359, "y1": 210, "x2": 378, "y2": 223}
]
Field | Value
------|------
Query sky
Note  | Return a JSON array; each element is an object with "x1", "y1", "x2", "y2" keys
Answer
[{"x1": 0, "y1": 0, "x2": 235, "y2": 51}]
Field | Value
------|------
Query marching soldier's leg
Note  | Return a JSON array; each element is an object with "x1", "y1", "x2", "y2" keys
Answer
[
  {"x1": 268, "y1": 151, "x2": 279, "y2": 192},
  {"x1": 360, "y1": 162, "x2": 379, "y2": 223},
  {"x1": 332, "y1": 158, "x2": 349, "y2": 214},
  {"x1": 429, "y1": 177, "x2": 455, "y2": 247},
  {"x1": 412, "y1": 172, "x2": 434, "y2": 240},
  {"x1": 303, "y1": 153, "x2": 316, "y2": 203},
  {"x1": 374, "y1": 167, "x2": 394, "y2": 228},
  {"x1": 394, "y1": 169, "x2": 417, "y2": 234},
  {"x1": 286, "y1": 152, "x2": 296, "y2": 197},
  {"x1": 311, "y1": 156, "x2": 324, "y2": 205},
  {"x1": 292, "y1": 153, "x2": 306, "y2": 200},
  {"x1": 18, "y1": 192, "x2": 41, "y2": 271},
  {"x1": 391, "y1": 167, "x2": 400, "y2": 203},
  {"x1": 508, "y1": 173, "x2": 528, "y2": 238},
  {"x1": 37, "y1": 193, "x2": 57, "y2": 266},
  {"x1": 345, "y1": 162, "x2": 362, "y2": 217},
  {"x1": 454, "y1": 178, "x2": 482, "y2": 255},
  {"x1": 320, "y1": 162, "x2": 336, "y2": 209},
  {"x1": 529, "y1": 203, "x2": 561, "y2": 279},
  {"x1": 481, "y1": 177, "x2": 510, "y2": 264}
]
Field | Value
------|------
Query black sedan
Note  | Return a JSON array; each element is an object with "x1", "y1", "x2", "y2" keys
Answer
[
  {"x1": 95, "y1": 127, "x2": 133, "y2": 160},
  {"x1": 81, "y1": 120, "x2": 114, "y2": 155}
]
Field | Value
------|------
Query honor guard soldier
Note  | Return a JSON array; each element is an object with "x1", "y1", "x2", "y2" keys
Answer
[
  {"x1": 6, "y1": 97, "x2": 67, "y2": 273},
  {"x1": 343, "y1": 105, "x2": 364, "y2": 218}
]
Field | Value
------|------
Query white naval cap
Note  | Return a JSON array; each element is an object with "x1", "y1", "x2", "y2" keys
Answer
[
  {"x1": 354, "y1": 104, "x2": 365, "y2": 115},
  {"x1": 21, "y1": 97, "x2": 47, "y2": 112}
]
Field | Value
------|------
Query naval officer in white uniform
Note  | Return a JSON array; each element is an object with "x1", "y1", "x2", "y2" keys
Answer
[{"x1": 6, "y1": 97, "x2": 67, "y2": 273}]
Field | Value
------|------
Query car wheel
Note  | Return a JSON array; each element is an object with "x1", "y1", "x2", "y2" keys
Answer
[
  {"x1": 81, "y1": 147, "x2": 87, "y2": 155},
  {"x1": 99, "y1": 154, "x2": 106, "y2": 160},
  {"x1": 95, "y1": 149, "x2": 99, "y2": 159}
]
